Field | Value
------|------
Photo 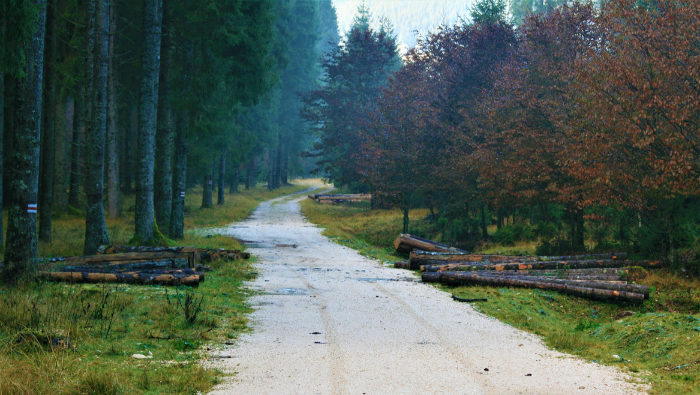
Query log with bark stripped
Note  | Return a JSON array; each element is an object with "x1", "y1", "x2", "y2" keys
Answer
[
  {"x1": 408, "y1": 251, "x2": 628, "y2": 269},
  {"x1": 39, "y1": 271, "x2": 200, "y2": 286},
  {"x1": 394, "y1": 234, "x2": 467, "y2": 254},
  {"x1": 426, "y1": 272, "x2": 645, "y2": 302}
]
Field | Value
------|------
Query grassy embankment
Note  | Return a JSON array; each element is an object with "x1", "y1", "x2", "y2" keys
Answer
[
  {"x1": 300, "y1": 199, "x2": 700, "y2": 395},
  {"x1": 0, "y1": 182, "x2": 310, "y2": 395}
]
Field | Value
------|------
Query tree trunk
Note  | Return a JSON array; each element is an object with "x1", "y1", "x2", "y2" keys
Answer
[
  {"x1": 281, "y1": 145, "x2": 288, "y2": 184},
  {"x1": 230, "y1": 167, "x2": 239, "y2": 193},
  {"x1": 39, "y1": 0, "x2": 57, "y2": 242},
  {"x1": 169, "y1": 117, "x2": 187, "y2": 239},
  {"x1": 0, "y1": 61, "x2": 4, "y2": 248},
  {"x1": 275, "y1": 143, "x2": 282, "y2": 188},
  {"x1": 4, "y1": 1, "x2": 47, "y2": 281},
  {"x1": 154, "y1": 6, "x2": 173, "y2": 232},
  {"x1": 267, "y1": 147, "x2": 275, "y2": 190},
  {"x1": 83, "y1": 0, "x2": 111, "y2": 255},
  {"x1": 245, "y1": 157, "x2": 253, "y2": 189},
  {"x1": 106, "y1": 2, "x2": 120, "y2": 218},
  {"x1": 481, "y1": 203, "x2": 488, "y2": 239},
  {"x1": 68, "y1": 98, "x2": 83, "y2": 208},
  {"x1": 217, "y1": 150, "x2": 225, "y2": 205},
  {"x1": 54, "y1": 94, "x2": 71, "y2": 210},
  {"x1": 134, "y1": 0, "x2": 163, "y2": 243},
  {"x1": 121, "y1": 103, "x2": 137, "y2": 193},
  {"x1": 202, "y1": 162, "x2": 214, "y2": 208},
  {"x1": 82, "y1": 0, "x2": 96, "y2": 195}
]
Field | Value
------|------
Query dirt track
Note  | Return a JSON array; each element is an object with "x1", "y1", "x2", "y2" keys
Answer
[{"x1": 208, "y1": 188, "x2": 645, "y2": 395}]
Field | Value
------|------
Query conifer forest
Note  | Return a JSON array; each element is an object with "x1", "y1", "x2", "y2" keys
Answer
[{"x1": 0, "y1": 0, "x2": 339, "y2": 281}]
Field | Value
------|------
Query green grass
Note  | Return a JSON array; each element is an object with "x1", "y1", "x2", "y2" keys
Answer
[
  {"x1": 300, "y1": 198, "x2": 700, "y2": 395},
  {"x1": 0, "y1": 182, "x2": 313, "y2": 395}
]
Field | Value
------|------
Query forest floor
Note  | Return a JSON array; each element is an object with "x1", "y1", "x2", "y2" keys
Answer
[
  {"x1": 300, "y1": 200, "x2": 700, "y2": 395},
  {"x1": 0, "y1": 182, "x2": 310, "y2": 395},
  {"x1": 208, "y1": 187, "x2": 644, "y2": 395}
]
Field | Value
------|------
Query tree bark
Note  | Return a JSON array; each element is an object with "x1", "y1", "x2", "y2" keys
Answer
[
  {"x1": 39, "y1": 271, "x2": 200, "y2": 286},
  {"x1": 106, "y1": 2, "x2": 120, "y2": 218},
  {"x1": 39, "y1": 0, "x2": 57, "y2": 242},
  {"x1": 0, "y1": 64, "x2": 4, "y2": 248},
  {"x1": 83, "y1": 0, "x2": 111, "y2": 255},
  {"x1": 68, "y1": 98, "x2": 83, "y2": 208},
  {"x1": 154, "y1": 2, "x2": 173, "y2": 231},
  {"x1": 4, "y1": 1, "x2": 47, "y2": 281},
  {"x1": 230, "y1": 167, "x2": 239, "y2": 193},
  {"x1": 427, "y1": 271, "x2": 645, "y2": 303},
  {"x1": 134, "y1": 0, "x2": 163, "y2": 243},
  {"x1": 393, "y1": 234, "x2": 467, "y2": 254},
  {"x1": 54, "y1": 94, "x2": 71, "y2": 210},
  {"x1": 121, "y1": 103, "x2": 137, "y2": 193},
  {"x1": 201, "y1": 162, "x2": 214, "y2": 208},
  {"x1": 169, "y1": 117, "x2": 187, "y2": 238},
  {"x1": 217, "y1": 150, "x2": 225, "y2": 205},
  {"x1": 245, "y1": 157, "x2": 253, "y2": 189}
]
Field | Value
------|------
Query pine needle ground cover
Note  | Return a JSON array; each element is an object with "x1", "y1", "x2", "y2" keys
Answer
[
  {"x1": 300, "y1": 199, "x2": 700, "y2": 395},
  {"x1": 0, "y1": 183, "x2": 306, "y2": 395}
]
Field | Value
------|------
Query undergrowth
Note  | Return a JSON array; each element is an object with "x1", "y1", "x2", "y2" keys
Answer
[
  {"x1": 300, "y1": 197, "x2": 700, "y2": 395},
  {"x1": 0, "y1": 183, "x2": 309, "y2": 394}
]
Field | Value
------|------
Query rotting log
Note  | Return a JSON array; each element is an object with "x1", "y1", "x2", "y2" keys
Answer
[
  {"x1": 38, "y1": 271, "x2": 200, "y2": 286},
  {"x1": 51, "y1": 251, "x2": 195, "y2": 267},
  {"x1": 394, "y1": 234, "x2": 467, "y2": 254},
  {"x1": 435, "y1": 272, "x2": 645, "y2": 303}
]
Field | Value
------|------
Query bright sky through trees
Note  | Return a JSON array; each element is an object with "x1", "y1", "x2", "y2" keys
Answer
[{"x1": 333, "y1": 0, "x2": 472, "y2": 49}]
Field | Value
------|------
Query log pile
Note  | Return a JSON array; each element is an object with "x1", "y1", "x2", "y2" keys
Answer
[
  {"x1": 1, "y1": 245, "x2": 250, "y2": 287},
  {"x1": 389, "y1": 235, "x2": 657, "y2": 302},
  {"x1": 308, "y1": 194, "x2": 371, "y2": 204},
  {"x1": 416, "y1": 254, "x2": 658, "y2": 302}
]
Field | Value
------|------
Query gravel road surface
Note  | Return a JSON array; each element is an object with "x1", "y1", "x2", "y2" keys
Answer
[{"x1": 208, "y1": 188, "x2": 645, "y2": 395}]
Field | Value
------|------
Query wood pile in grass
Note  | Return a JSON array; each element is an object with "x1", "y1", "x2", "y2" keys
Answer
[
  {"x1": 0, "y1": 245, "x2": 249, "y2": 287},
  {"x1": 307, "y1": 194, "x2": 371, "y2": 204},
  {"x1": 391, "y1": 235, "x2": 657, "y2": 302}
]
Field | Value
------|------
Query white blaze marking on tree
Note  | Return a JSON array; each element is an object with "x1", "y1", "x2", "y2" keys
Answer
[
  {"x1": 28, "y1": 203, "x2": 38, "y2": 214},
  {"x1": 180, "y1": 191, "x2": 185, "y2": 197},
  {"x1": 208, "y1": 180, "x2": 212, "y2": 185}
]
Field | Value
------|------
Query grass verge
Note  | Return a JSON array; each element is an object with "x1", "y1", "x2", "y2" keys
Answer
[
  {"x1": 300, "y1": 198, "x2": 700, "y2": 395},
  {"x1": 0, "y1": 182, "x2": 311, "y2": 394}
]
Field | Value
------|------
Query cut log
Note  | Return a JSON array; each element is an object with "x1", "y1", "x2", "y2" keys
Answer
[
  {"x1": 408, "y1": 251, "x2": 628, "y2": 269},
  {"x1": 434, "y1": 272, "x2": 645, "y2": 303},
  {"x1": 421, "y1": 259, "x2": 663, "y2": 272},
  {"x1": 51, "y1": 251, "x2": 195, "y2": 267},
  {"x1": 542, "y1": 253, "x2": 627, "y2": 261},
  {"x1": 57, "y1": 258, "x2": 189, "y2": 272},
  {"x1": 394, "y1": 234, "x2": 467, "y2": 254},
  {"x1": 452, "y1": 295, "x2": 487, "y2": 302},
  {"x1": 473, "y1": 273, "x2": 649, "y2": 298},
  {"x1": 39, "y1": 271, "x2": 200, "y2": 286},
  {"x1": 393, "y1": 261, "x2": 409, "y2": 269},
  {"x1": 97, "y1": 245, "x2": 250, "y2": 263}
]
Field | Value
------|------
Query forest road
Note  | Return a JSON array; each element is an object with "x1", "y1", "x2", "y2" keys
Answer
[{"x1": 208, "y1": 188, "x2": 646, "y2": 395}]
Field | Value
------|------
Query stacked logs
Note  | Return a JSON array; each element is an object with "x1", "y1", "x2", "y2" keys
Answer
[
  {"x1": 308, "y1": 194, "x2": 371, "y2": 204},
  {"x1": 1, "y1": 245, "x2": 250, "y2": 287},
  {"x1": 390, "y1": 237, "x2": 658, "y2": 302}
]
